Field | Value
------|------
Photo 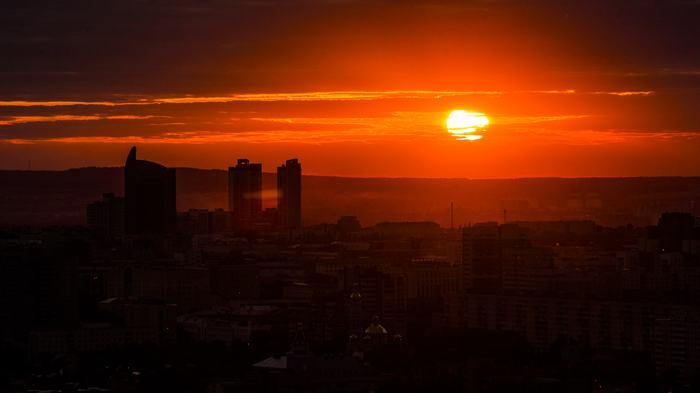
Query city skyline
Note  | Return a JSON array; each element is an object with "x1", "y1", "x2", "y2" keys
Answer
[{"x1": 4, "y1": 2, "x2": 700, "y2": 391}]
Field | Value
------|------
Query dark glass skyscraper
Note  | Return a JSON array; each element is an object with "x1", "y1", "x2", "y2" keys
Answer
[
  {"x1": 277, "y1": 158, "x2": 302, "y2": 228},
  {"x1": 124, "y1": 147, "x2": 176, "y2": 234},
  {"x1": 228, "y1": 159, "x2": 262, "y2": 229}
]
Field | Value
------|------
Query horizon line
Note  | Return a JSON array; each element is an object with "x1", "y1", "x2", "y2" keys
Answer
[{"x1": 3, "y1": 166, "x2": 700, "y2": 181}]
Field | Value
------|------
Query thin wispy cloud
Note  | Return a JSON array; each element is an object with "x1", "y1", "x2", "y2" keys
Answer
[
  {"x1": 0, "y1": 115, "x2": 156, "y2": 125},
  {"x1": 0, "y1": 101, "x2": 148, "y2": 107},
  {"x1": 494, "y1": 115, "x2": 591, "y2": 124},
  {"x1": 496, "y1": 127, "x2": 700, "y2": 145},
  {"x1": 0, "y1": 90, "x2": 654, "y2": 108},
  {"x1": 588, "y1": 91, "x2": 654, "y2": 96},
  {"x1": 0, "y1": 89, "x2": 678, "y2": 148}
]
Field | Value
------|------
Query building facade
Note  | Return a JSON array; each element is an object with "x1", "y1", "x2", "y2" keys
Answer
[
  {"x1": 277, "y1": 158, "x2": 302, "y2": 228},
  {"x1": 87, "y1": 193, "x2": 125, "y2": 237},
  {"x1": 228, "y1": 159, "x2": 263, "y2": 229},
  {"x1": 124, "y1": 147, "x2": 176, "y2": 234}
]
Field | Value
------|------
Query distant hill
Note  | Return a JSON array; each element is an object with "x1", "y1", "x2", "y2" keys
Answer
[{"x1": 1, "y1": 167, "x2": 700, "y2": 228}]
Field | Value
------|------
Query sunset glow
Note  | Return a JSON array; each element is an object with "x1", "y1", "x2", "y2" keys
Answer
[
  {"x1": 446, "y1": 111, "x2": 489, "y2": 141},
  {"x1": 0, "y1": 1, "x2": 697, "y2": 178},
  {"x1": 3, "y1": 2, "x2": 700, "y2": 386}
]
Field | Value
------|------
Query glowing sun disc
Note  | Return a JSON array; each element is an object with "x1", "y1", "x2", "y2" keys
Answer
[{"x1": 446, "y1": 110, "x2": 488, "y2": 141}]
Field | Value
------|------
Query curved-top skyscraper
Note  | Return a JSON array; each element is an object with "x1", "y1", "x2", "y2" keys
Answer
[{"x1": 124, "y1": 147, "x2": 176, "y2": 234}]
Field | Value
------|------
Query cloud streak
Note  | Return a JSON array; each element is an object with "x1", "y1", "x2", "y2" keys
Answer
[
  {"x1": 0, "y1": 90, "x2": 654, "y2": 108},
  {"x1": 0, "y1": 89, "x2": 682, "y2": 148},
  {"x1": 0, "y1": 115, "x2": 156, "y2": 125}
]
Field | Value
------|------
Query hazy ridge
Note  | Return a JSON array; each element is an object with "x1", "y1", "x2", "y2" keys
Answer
[{"x1": 1, "y1": 167, "x2": 699, "y2": 228}]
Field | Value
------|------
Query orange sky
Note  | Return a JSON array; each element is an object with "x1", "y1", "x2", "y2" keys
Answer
[{"x1": 1, "y1": 1, "x2": 699, "y2": 178}]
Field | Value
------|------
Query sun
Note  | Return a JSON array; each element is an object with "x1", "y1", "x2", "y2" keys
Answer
[{"x1": 446, "y1": 110, "x2": 489, "y2": 140}]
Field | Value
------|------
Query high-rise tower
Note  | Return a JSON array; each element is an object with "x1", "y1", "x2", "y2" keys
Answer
[
  {"x1": 124, "y1": 146, "x2": 176, "y2": 234},
  {"x1": 228, "y1": 159, "x2": 262, "y2": 229},
  {"x1": 277, "y1": 158, "x2": 301, "y2": 228}
]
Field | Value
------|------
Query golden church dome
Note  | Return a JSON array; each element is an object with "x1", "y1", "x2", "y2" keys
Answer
[
  {"x1": 364, "y1": 315, "x2": 387, "y2": 334},
  {"x1": 365, "y1": 325, "x2": 388, "y2": 334}
]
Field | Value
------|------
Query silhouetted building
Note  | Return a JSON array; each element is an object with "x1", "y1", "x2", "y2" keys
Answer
[
  {"x1": 244, "y1": 323, "x2": 409, "y2": 393},
  {"x1": 105, "y1": 265, "x2": 210, "y2": 314},
  {"x1": 260, "y1": 207, "x2": 278, "y2": 227},
  {"x1": 176, "y1": 209, "x2": 211, "y2": 234},
  {"x1": 87, "y1": 193, "x2": 125, "y2": 237},
  {"x1": 277, "y1": 158, "x2": 302, "y2": 228},
  {"x1": 124, "y1": 147, "x2": 176, "y2": 234},
  {"x1": 340, "y1": 266, "x2": 407, "y2": 337},
  {"x1": 373, "y1": 221, "x2": 442, "y2": 237},
  {"x1": 510, "y1": 220, "x2": 595, "y2": 235},
  {"x1": 462, "y1": 226, "x2": 501, "y2": 292},
  {"x1": 178, "y1": 306, "x2": 287, "y2": 344},
  {"x1": 176, "y1": 208, "x2": 233, "y2": 235},
  {"x1": 338, "y1": 216, "x2": 361, "y2": 234},
  {"x1": 229, "y1": 159, "x2": 262, "y2": 229},
  {"x1": 210, "y1": 263, "x2": 261, "y2": 301},
  {"x1": 462, "y1": 224, "x2": 531, "y2": 293},
  {"x1": 460, "y1": 291, "x2": 700, "y2": 381},
  {"x1": 655, "y1": 212, "x2": 697, "y2": 253},
  {"x1": 445, "y1": 241, "x2": 462, "y2": 266},
  {"x1": 210, "y1": 208, "x2": 232, "y2": 234},
  {"x1": 99, "y1": 297, "x2": 177, "y2": 345},
  {"x1": 388, "y1": 261, "x2": 462, "y2": 299},
  {"x1": 30, "y1": 326, "x2": 159, "y2": 358},
  {"x1": 654, "y1": 315, "x2": 700, "y2": 380},
  {"x1": 501, "y1": 247, "x2": 552, "y2": 292}
]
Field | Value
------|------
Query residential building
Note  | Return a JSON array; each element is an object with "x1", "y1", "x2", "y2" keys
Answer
[
  {"x1": 277, "y1": 158, "x2": 302, "y2": 228},
  {"x1": 228, "y1": 159, "x2": 262, "y2": 229},
  {"x1": 87, "y1": 192, "x2": 125, "y2": 237}
]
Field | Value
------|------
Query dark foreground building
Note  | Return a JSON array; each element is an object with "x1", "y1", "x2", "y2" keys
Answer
[
  {"x1": 228, "y1": 159, "x2": 263, "y2": 229},
  {"x1": 277, "y1": 158, "x2": 302, "y2": 228},
  {"x1": 124, "y1": 147, "x2": 176, "y2": 234}
]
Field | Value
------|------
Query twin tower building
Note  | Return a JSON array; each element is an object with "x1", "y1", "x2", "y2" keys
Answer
[
  {"x1": 228, "y1": 158, "x2": 302, "y2": 229},
  {"x1": 124, "y1": 147, "x2": 300, "y2": 235}
]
